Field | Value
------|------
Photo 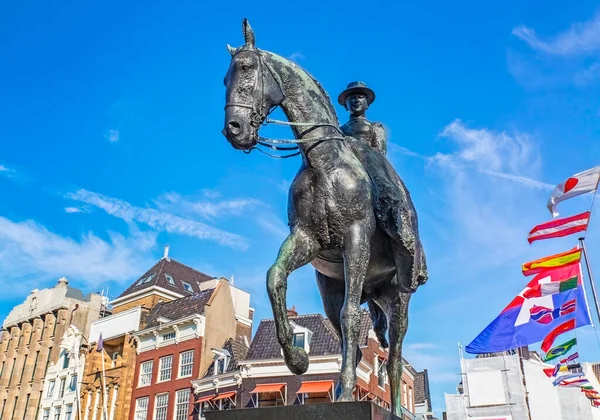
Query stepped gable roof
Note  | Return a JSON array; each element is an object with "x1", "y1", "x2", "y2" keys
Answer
[
  {"x1": 144, "y1": 287, "x2": 216, "y2": 329},
  {"x1": 246, "y1": 313, "x2": 341, "y2": 360},
  {"x1": 116, "y1": 257, "x2": 214, "y2": 299},
  {"x1": 203, "y1": 337, "x2": 250, "y2": 377},
  {"x1": 414, "y1": 370, "x2": 432, "y2": 410}
]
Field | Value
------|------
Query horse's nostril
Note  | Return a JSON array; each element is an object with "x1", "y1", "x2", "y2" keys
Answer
[{"x1": 228, "y1": 120, "x2": 241, "y2": 135}]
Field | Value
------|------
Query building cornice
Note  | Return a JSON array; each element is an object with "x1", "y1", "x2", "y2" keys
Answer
[{"x1": 134, "y1": 314, "x2": 205, "y2": 337}]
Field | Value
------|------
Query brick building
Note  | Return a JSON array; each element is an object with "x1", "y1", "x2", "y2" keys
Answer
[
  {"x1": 0, "y1": 277, "x2": 103, "y2": 420},
  {"x1": 193, "y1": 309, "x2": 420, "y2": 420},
  {"x1": 129, "y1": 279, "x2": 251, "y2": 420},
  {"x1": 79, "y1": 251, "x2": 223, "y2": 420}
]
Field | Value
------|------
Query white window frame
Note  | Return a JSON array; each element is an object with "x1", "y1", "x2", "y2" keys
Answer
[
  {"x1": 161, "y1": 332, "x2": 176, "y2": 342},
  {"x1": 165, "y1": 274, "x2": 175, "y2": 285},
  {"x1": 178, "y1": 350, "x2": 194, "y2": 378},
  {"x1": 134, "y1": 397, "x2": 149, "y2": 420},
  {"x1": 154, "y1": 393, "x2": 169, "y2": 420},
  {"x1": 174, "y1": 389, "x2": 190, "y2": 420},
  {"x1": 158, "y1": 355, "x2": 173, "y2": 382},
  {"x1": 182, "y1": 282, "x2": 193, "y2": 293},
  {"x1": 58, "y1": 377, "x2": 66, "y2": 398},
  {"x1": 138, "y1": 360, "x2": 153, "y2": 387},
  {"x1": 47, "y1": 379, "x2": 56, "y2": 397},
  {"x1": 65, "y1": 404, "x2": 73, "y2": 420}
]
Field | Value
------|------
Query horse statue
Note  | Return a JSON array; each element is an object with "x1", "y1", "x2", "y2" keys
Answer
[{"x1": 222, "y1": 19, "x2": 428, "y2": 417}]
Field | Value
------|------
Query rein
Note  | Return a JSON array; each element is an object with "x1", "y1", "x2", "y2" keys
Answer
[{"x1": 225, "y1": 49, "x2": 345, "y2": 159}]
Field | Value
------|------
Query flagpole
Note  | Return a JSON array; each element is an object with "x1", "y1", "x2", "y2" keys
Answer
[
  {"x1": 101, "y1": 350, "x2": 109, "y2": 420},
  {"x1": 578, "y1": 237, "x2": 600, "y2": 325}
]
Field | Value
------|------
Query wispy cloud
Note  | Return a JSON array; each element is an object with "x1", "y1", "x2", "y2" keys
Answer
[
  {"x1": 513, "y1": 13, "x2": 600, "y2": 56},
  {"x1": 0, "y1": 216, "x2": 155, "y2": 297},
  {"x1": 0, "y1": 164, "x2": 15, "y2": 177},
  {"x1": 155, "y1": 192, "x2": 263, "y2": 219},
  {"x1": 66, "y1": 189, "x2": 249, "y2": 250},
  {"x1": 64, "y1": 207, "x2": 87, "y2": 214},
  {"x1": 428, "y1": 119, "x2": 548, "y2": 190},
  {"x1": 404, "y1": 342, "x2": 459, "y2": 384},
  {"x1": 105, "y1": 129, "x2": 120, "y2": 143},
  {"x1": 255, "y1": 215, "x2": 289, "y2": 241},
  {"x1": 288, "y1": 51, "x2": 305, "y2": 63}
]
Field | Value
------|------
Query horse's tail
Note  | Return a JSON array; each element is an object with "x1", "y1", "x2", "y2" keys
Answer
[{"x1": 367, "y1": 300, "x2": 388, "y2": 348}]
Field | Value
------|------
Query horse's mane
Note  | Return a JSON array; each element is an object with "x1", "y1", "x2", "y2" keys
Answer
[{"x1": 262, "y1": 50, "x2": 339, "y2": 126}]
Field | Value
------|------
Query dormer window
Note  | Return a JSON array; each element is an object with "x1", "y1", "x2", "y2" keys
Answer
[
  {"x1": 162, "y1": 332, "x2": 176, "y2": 341},
  {"x1": 165, "y1": 274, "x2": 175, "y2": 285},
  {"x1": 182, "y1": 282, "x2": 193, "y2": 293},
  {"x1": 212, "y1": 348, "x2": 231, "y2": 375},
  {"x1": 136, "y1": 274, "x2": 155, "y2": 286},
  {"x1": 293, "y1": 333, "x2": 305, "y2": 349}
]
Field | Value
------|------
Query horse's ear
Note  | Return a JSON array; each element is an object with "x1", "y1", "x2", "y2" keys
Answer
[
  {"x1": 226, "y1": 44, "x2": 237, "y2": 56},
  {"x1": 242, "y1": 18, "x2": 256, "y2": 48}
]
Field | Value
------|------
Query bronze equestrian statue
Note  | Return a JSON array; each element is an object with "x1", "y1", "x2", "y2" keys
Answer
[{"x1": 221, "y1": 19, "x2": 428, "y2": 417}]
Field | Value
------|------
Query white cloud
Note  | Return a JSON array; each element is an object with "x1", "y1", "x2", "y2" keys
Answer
[
  {"x1": 255, "y1": 215, "x2": 289, "y2": 240},
  {"x1": 0, "y1": 165, "x2": 8, "y2": 172},
  {"x1": 105, "y1": 129, "x2": 120, "y2": 143},
  {"x1": 431, "y1": 119, "x2": 547, "y2": 190},
  {"x1": 288, "y1": 52, "x2": 305, "y2": 63},
  {"x1": 155, "y1": 192, "x2": 263, "y2": 219},
  {"x1": 64, "y1": 207, "x2": 86, "y2": 214},
  {"x1": 0, "y1": 164, "x2": 14, "y2": 177},
  {"x1": 0, "y1": 216, "x2": 155, "y2": 298},
  {"x1": 404, "y1": 342, "x2": 458, "y2": 384},
  {"x1": 513, "y1": 13, "x2": 600, "y2": 56},
  {"x1": 66, "y1": 189, "x2": 249, "y2": 250}
]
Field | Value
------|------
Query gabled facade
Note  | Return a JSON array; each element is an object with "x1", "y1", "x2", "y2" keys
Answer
[
  {"x1": 79, "y1": 252, "x2": 223, "y2": 420},
  {"x1": 0, "y1": 277, "x2": 103, "y2": 420},
  {"x1": 39, "y1": 325, "x2": 86, "y2": 420},
  {"x1": 192, "y1": 310, "x2": 418, "y2": 420},
  {"x1": 129, "y1": 279, "x2": 247, "y2": 420}
]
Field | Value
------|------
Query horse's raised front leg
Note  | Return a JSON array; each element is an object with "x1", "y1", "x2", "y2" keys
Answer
[
  {"x1": 267, "y1": 228, "x2": 320, "y2": 375},
  {"x1": 339, "y1": 222, "x2": 372, "y2": 401}
]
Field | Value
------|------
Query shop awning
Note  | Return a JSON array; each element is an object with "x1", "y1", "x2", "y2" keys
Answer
[
  {"x1": 196, "y1": 394, "x2": 214, "y2": 403},
  {"x1": 297, "y1": 380, "x2": 334, "y2": 394},
  {"x1": 212, "y1": 391, "x2": 236, "y2": 401},
  {"x1": 250, "y1": 383, "x2": 286, "y2": 394}
]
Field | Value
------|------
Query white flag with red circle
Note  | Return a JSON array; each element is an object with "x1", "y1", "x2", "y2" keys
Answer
[{"x1": 547, "y1": 167, "x2": 600, "y2": 217}]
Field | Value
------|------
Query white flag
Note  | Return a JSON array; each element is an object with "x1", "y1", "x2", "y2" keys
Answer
[{"x1": 547, "y1": 166, "x2": 600, "y2": 216}]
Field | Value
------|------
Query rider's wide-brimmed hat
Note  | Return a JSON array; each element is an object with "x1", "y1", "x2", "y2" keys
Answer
[{"x1": 337, "y1": 81, "x2": 376, "y2": 108}]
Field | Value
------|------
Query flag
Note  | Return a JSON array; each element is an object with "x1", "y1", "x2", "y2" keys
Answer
[
  {"x1": 542, "y1": 320, "x2": 576, "y2": 352},
  {"x1": 524, "y1": 276, "x2": 578, "y2": 299},
  {"x1": 530, "y1": 299, "x2": 576, "y2": 324},
  {"x1": 96, "y1": 333, "x2": 103, "y2": 352},
  {"x1": 547, "y1": 166, "x2": 600, "y2": 217},
  {"x1": 559, "y1": 378, "x2": 589, "y2": 388},
  {"x1": 528, "y1": 211, "x2": 591, "y2": 243},
  {"x1": 544, "y1": 338, "x2": 577, "y2": 361},
  {"x1": 465, "y1": 268, "x2": 591, "y2": 354},
  {"x1": 560, "y1": 352, "x2": 579, "y2": 364},
  {"x1": 522, "y1": 248, "x2": 582, "y2": 276},
  {"x1": 553, "y1": 372, "x2": 585, "y2": 387}
]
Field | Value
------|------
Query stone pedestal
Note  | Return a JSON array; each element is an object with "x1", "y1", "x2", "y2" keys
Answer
[{"x1": 204, "y1": 402, "x2": 401, "y2": 420}]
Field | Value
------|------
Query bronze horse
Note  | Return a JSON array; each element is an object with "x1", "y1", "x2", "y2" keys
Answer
[{"x1": 222, "y1": 19, "x2": 427, "y2": 416}]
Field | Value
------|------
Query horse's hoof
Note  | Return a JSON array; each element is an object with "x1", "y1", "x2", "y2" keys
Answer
[{"x1": 284, "y1": 347, "x2": 309, "y2": 375}]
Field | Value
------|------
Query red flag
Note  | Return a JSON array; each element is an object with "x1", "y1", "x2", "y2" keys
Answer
[
  {"x1": 541, "y1": 319, "x2": 576, "y2": 352},
  {"x1": 528, "y1": 212, "x2": 590, "y2": 243}
]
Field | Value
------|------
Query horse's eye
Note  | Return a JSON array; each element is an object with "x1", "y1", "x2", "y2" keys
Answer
[{"x1": 241, "y1": 65, "x2": 250, "y2": 72}]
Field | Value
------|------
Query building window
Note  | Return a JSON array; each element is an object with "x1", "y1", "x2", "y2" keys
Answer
[
  {"x1": 112, "y1": 351, "x2": 119, "y2": 368},
  {"x1": 138, "y1": 361, "x2": 153, "y2": 387},
  {"x1": 165, "y1": 274, "x2": 175, "y2": 285},
  {"x1": 22, "y1": 393, "x2": 30, "y2": 420},
  {"x1": 159, "y1": 356, "x2": 173, "y2": 382},
  {"x1": 182, "y1": 282, "x2": 193, "y2": 293},
  {"x1": 408, "y1": 387, "x2": 413, "y2": 413},
  {"x1": 19, "y1": 356, "x2": 27, "y2": 384},
  {"x1": 174, "y1": 389, "x2": 190, "y2": 420},
  {"x1": 154, "y1": 393, "x2": 168, "y2": 420},
  {"x1": 162, "y1": 332, "x2": 176, "y2": 341},
  {"x1": 179, "y1": 350, "x2": 194, "y2": 378},
  {"x1": 135, "y1": 397, "x2": 149, "y2": 420},
  {"x1": 42, "y1": 409, "x2": 50, "y2": 420},
  {"x1": 58, "y1": 377, "x2": 66, "y2": 398},
  {"x1": 293, "y1": 333, "x2": 305, "y2": 349},
  {"x1": 47, "y1": 379, "x2": 56, "y2": 397},
  {"x1": 215, "y1": 357, "x2": 227, "y2": 375},
  {"x1": 53, "y1": 406, "x2": 61, "y2": 420},
  {"x1": 402, "y1": 381, "x2": 407, "y2": 408},
  {"x1": 65, "y1": 404, "x2": 73, "y2": 420},
  {"x1": 376, "y1": 357, "x2": 387, "y2": 389},
  {"x1": 69, "y1": 375, "x2": 78, "y2": 392},
  {"x1": 62, "y1": 352, "x2": 70, "y2": 369}
]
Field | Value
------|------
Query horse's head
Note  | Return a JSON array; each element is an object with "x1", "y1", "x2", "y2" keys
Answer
[{"x1": 222, "y1": 19, "x2": 284, "y2": 151}]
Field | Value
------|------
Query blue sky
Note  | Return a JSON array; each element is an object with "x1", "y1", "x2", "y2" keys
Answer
[{"x1": 2, "y1": 0, "x2": 600, "y2": 414}]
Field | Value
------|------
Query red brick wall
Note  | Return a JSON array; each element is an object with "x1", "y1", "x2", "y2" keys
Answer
[{"x1": 129, "y1": 338, "x2": 203, "y2": 420}]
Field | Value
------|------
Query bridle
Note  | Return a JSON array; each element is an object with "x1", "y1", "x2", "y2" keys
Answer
[{"x1": 224, "y1": 48, "x2": 345, "y2": 158}]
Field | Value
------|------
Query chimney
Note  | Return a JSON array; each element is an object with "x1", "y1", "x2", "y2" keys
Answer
[
  {"x1": 287, "y1": 306, "x2": 298, "y2": 317},
  {"x1": 163, "y1": 245, "x2": 170, "y2": 261}
]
